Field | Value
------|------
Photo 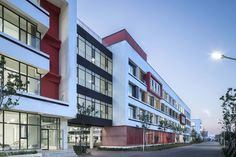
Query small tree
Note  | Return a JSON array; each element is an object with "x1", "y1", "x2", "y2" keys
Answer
[
  {"x1": 172, "y1": 125, "x2": 183, "y2": 143},
  {"x1": 220, "y1": 88, "x2": 236, "y2": 142},
  {"x1": 137, "y1": 111, "x2": 152, "y2": 151},
  {"x1": 191, "y1": 129, "x2": 197, "y2": 142},
  {"x1": 158, "y1": 119, "x2": 172, "y2": 145},
  {"x1": 0, "y1": 56, "x2": 28, "y2": 109}
]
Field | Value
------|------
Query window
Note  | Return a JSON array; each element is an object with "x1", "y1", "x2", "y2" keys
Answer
[
  {"x1": 77, "y1": 35, "x2": 112, "y2": 74},
  {"x1": 150, "y1": 77, "x2": 161, "y2": 96},
  {"x1": 140, "y1": 90, "x2": 146, "y2": 102},
  {"x1": 129, "y1": 61, "x2": 136, "y2": 76},
  {"x1": 149, "y1": 95, "x2": 154, "y2": 107},
  {"x1": 2, "y1": 55, "x2": 41, "y2": 95},
  {"x1": 155, "y1": 98, "x2": 161, "y2": 110},
  {"x1": 0, "y1": 4, "x2": 41, "y2": 49},
  {"x1": 139, "y1": 69, "x2": 146, "y2": 83},
  {"x1": 129, "y1": 83, "x2": 137, "y2": 98},
  {"x1": 85, "y1": 41, "x2": 92, "y2": 62},
  {"x1": 128, "y1": 105, "x2": 136, "y2": 119},
  {"x1": 78, "y1": 36, "x2": 85, "y2": 57},
  {"x1": 0, "y1": 111, "x2": 41, "y2": 150},
  {"x1": 77, "y1": 94, "x2": 112, "y2": 120},
  {"x1": 139, "y1": 109, "x2": 145, "y2": 120}
]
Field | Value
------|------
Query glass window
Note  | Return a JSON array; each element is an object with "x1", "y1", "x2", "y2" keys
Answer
[
  {"x1": 4, "y1": 8, "x2": 18, "y2": 26},
  {"x1": 0, "y1": 123, "x2": 3, "y2": 150},
  {"x1": 100, "y1": 54, "x2": 106, "y2": 70},
  {"x1": 0, "y1": 111, "x2": 3, "y2": 122},
  {"x1": 20, "y1": 63, "x2": 27, "y2": 75},
  {"x1": 4, "y1": 20, "x2": 19, "y2": 40},
  {"x1": 100, "y1": 103, "x2": 106, "y2": 119},
  {"x1": 108, "y1": 83, "x2": 112, "y2": 97},
  {"x1": 28, "y1": 114, "x2": 40, "y2": 125},
  {"x1": 20, "y1": 18, "x2": 26, "y2": 31},
  {"x1": 85, "y1": 42, "x2": 92, "y2": 61},
  {"x1": 128, "y1": 105, "x2": 136, "y2": 119},
  {"x1": 94, "y1": 74, "x2": 100, "y2": 92},
  {"x1": 20, "y1": 30, "x2": 27, "y2": 43},
  {"x1": 129, "y1": 83, "x2": 136, "y2": 98},
  {"x1": 5, "y1": 57, "x2": 19, "y2": 72},
  {"x1": 4, "y1": 124, "x2": 19, "y2": 150},
  {"x1": 5, "y1": 111, "x2": 19, "y2": 124},
  {"x1": 108, "y1": 104, "x2": 112, "y2": 120},
  {"x1": 95, "y1": 49, "x2": 100, "y2": 67},
  {"x1": 20, "y1": 125, "x2": 27, "y2": 138},
  {"x1": 100, "y1": 79, "x2": 106, "y2": 95},
  {"x1": 79, "y1": 36, "x2": 85, "y2": 57},
  {"x1": 28, "y1": 125, "x2": 40, "y2": 149},
  {"x1": 129, "y1": 61, "x2": 136, "y2": 76},
  {"x1": 95, "y1": 100, "x2": 100, "y2": 118},
  {"x1": 85, "y1": 70, "x2": 91, "y2": 89},
  {"x1": 28, "y1": 66, "x2": 39, "y2": 79},
  {"x1": 78, "y1": 66, "x2": 85, "y2": 86},
  {"x1": 28, "y1": 77, "x2": 40, "y2": 95},
  {"x1": 20, "y1": 113, "x2": 27, "y2": 124}
]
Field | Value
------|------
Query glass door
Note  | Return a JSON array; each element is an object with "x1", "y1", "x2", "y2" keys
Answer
[{"x1": 41, "y1": 129, "x2": 49, "y2": 150}]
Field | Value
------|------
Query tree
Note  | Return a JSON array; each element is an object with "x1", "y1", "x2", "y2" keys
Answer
[
  {"x1": 172, "y1": 125, "x2": 183, "y2": 143},
  {"x1": 137, "y1": 111, "x2": 152, "y2": 151},
  {"x1": 220, "y1": 88, "x2": 236, "y2": 141},
  {"x1": 0, "y1": 56, "x2": 28, "y2": 109},
  {"x1": 158, "y1": 119, "x2": 172, "y2": 145},
  {"x1": 77, "y1": 103, "x2": 97, "y2": 147},
  {"x1": 191, "y1": 129, "x2": 197, "y2": 142}
]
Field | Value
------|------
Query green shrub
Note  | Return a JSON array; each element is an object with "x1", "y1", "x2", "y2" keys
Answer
[
  {"x1": 73, "y1": 145, "x2": 88, "y2": 155},
  {"x1": 0, "y1": 150, "x2": 37, "y2": 156}
]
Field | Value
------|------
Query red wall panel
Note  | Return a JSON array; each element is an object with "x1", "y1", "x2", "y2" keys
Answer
[{"x1": 40, "y1": 0, "x2": 61, "y2": 99}]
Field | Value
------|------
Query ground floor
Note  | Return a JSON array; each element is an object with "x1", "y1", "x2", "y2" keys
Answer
[
  {"x1": 0, "y1": 110, "x2": 190, "y2": 151},
  {"x1": 0, "y1": 110, "x2": 67, "y2": 151}
]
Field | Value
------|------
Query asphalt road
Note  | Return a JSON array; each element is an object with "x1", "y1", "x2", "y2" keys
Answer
[{"x1": 87, "y1": 142, "x2": 224, "y2": 157}]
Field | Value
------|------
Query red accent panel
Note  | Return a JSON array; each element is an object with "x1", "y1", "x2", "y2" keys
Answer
[
  {"x1": 40, "y1": 0, "x2": 61, "y2": 100},
  {"x1": 102, "y1": 29, "x2": 147, "y2": 61},
  {"x1": 102, "y1": 126, "x2": 175, "y2": 146},
  {"x1": 145, "y1": 72, "x2": 163, "y2": 99}
]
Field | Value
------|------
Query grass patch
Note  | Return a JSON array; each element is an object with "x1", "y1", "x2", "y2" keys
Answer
[{"x1": 99, "y1": 143, "x2": 190, "y2": 151}]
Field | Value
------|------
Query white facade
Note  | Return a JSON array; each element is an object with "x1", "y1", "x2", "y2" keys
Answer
[
  {"x1": 107, "y1": 36, "x2": 191, "y2": 136},
  {"x1": 0, "y1": 0, "x2": 77, "y2": 150}
]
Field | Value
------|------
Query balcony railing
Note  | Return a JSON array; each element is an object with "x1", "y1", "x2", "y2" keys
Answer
[{"x1": 0, "y1": 4, "x2": 41, "y2": 49}]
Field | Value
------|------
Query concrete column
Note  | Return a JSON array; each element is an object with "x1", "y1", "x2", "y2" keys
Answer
[
  {"x1": 89, "y1": 127, "x2": 94, "y2": 149},
  {"x1": 60, "y1": 118, "x2": 68, "y2": 150}
]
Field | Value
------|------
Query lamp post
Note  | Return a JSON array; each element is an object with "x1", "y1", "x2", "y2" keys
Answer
[{"x1": 211, "y1": 51, "x2": 236, "y2": 61}]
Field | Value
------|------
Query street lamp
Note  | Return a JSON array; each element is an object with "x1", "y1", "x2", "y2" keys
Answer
[{"x1": 211, "y1": 51, "x2": 236, "y2": 61}]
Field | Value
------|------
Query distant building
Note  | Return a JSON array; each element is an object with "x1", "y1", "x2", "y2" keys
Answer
[{"x1": 191, "y1": 119, "x2": 203, "y2": 135}]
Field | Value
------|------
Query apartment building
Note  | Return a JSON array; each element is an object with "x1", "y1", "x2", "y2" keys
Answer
[
  {"x1": 101, "y1": 29, "x2": 191, "y2": 146},
  {"x1": 0, "y1": 0, "x2": 192, "y2": 151},
  {"x1": 0, "y1": 0, "x2": 77, "y2": 150}
]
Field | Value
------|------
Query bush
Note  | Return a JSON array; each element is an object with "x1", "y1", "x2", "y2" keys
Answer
[
  {"x1": 0, "y1": 150, "x2": 37, "y2": 156},
  {"x1": 73, "y1": 145, "x2": 88, "y2": 155}
]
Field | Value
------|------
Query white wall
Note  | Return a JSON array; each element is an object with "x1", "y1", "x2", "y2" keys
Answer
[
  {"x1": 108, "y1": 40, "x2": 191, "y2": 131},
  {"x1": 59, "y1": 0, "x2": 77, "y2": 118}
]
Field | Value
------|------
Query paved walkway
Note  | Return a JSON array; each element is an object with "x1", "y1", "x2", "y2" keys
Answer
[{"x1": 77, "y1": 142, "x2": 224, "y2": 157}]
